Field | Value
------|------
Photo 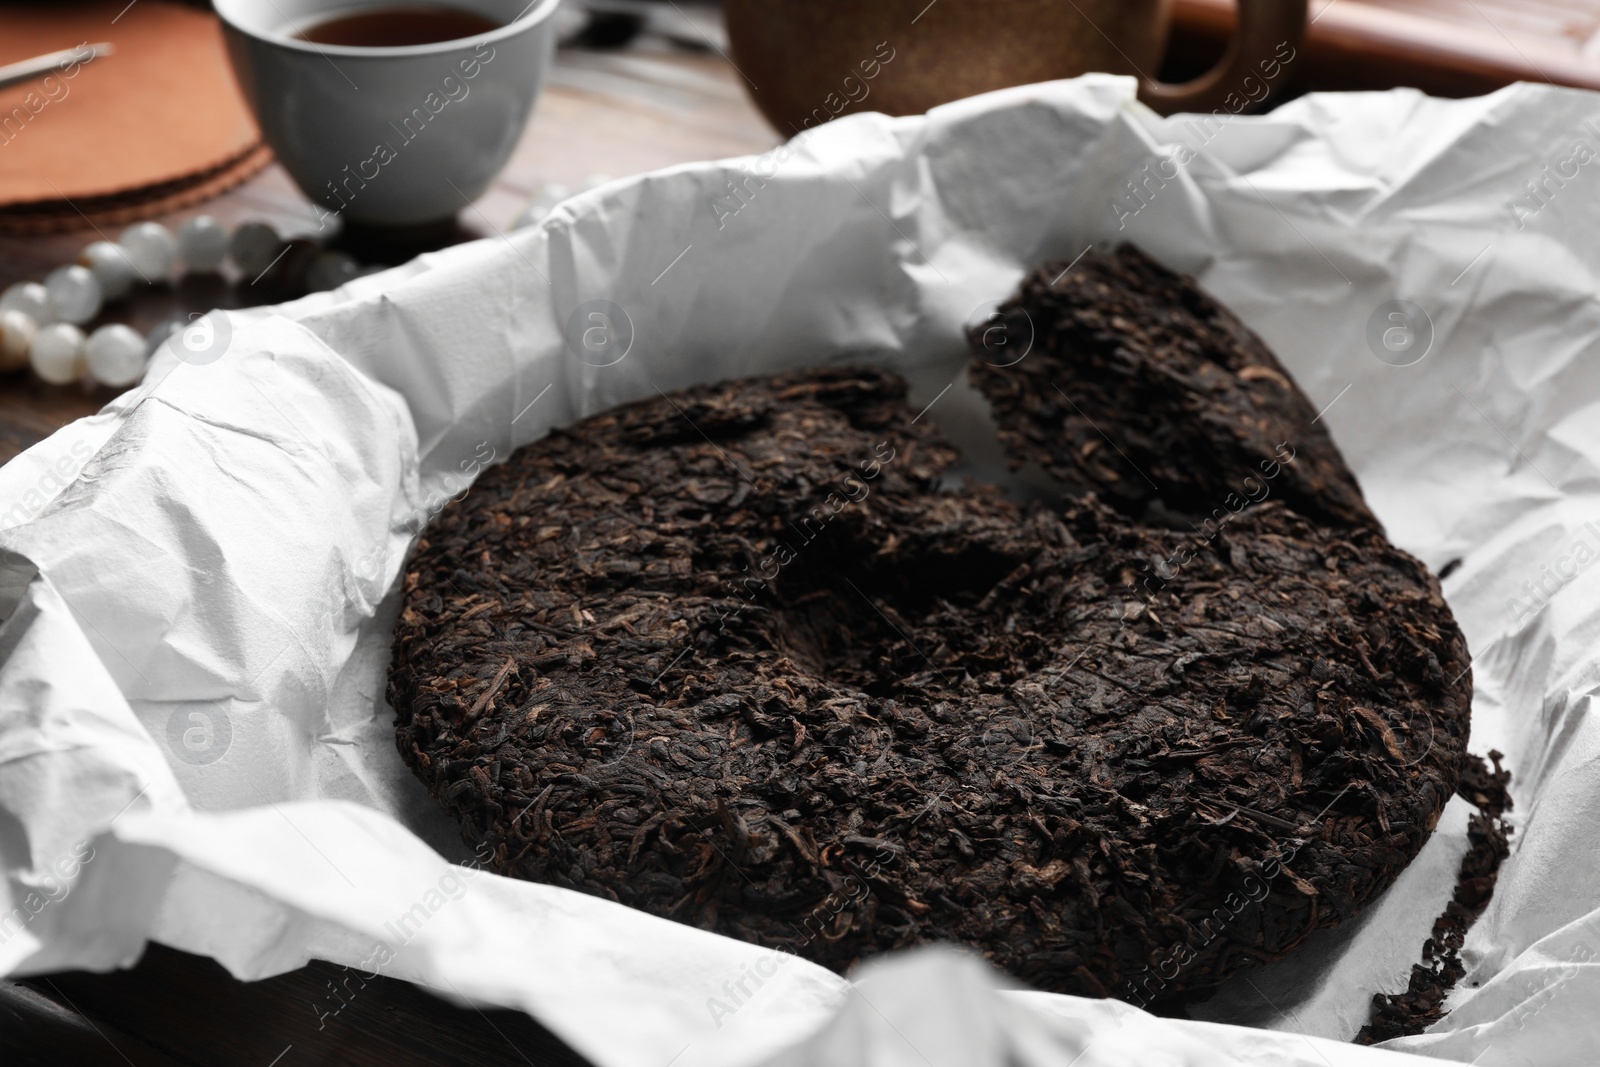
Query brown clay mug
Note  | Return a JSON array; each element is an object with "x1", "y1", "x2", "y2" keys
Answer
[{"x1": 723, "y1": 0, "x2": 1307, "y2": 133}]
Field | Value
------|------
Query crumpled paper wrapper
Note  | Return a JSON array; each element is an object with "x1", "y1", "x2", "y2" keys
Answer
[{"x1": 3, "y1": 72, "x2": 1599, "y2": 1065}]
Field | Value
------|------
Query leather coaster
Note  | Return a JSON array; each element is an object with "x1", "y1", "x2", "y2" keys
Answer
[
  {"x1": 0, "y1": 145, "x2": 272, "y2": 235},
  {"x1": 0, "y1": 0, "x2": 268, "y2": 233}
]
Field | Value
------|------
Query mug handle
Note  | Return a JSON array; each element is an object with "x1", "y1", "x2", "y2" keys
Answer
[{"x1": 1138, "y1": 0, "x2": 1308, "y2": 115}]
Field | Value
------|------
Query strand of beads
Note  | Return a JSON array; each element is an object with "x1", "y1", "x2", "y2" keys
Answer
[
  {"x1": 0, "y1": 217, "x2": 367, "y2": 389},
  {"x1": 0, "y1": 181, "x2": 599, "y2": 391}
]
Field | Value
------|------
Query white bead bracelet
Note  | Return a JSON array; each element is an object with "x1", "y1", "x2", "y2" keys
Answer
[
  {"x1": 0, "y1": 180, "x2": 601, "y2": 390},
  {"x1": 0, "y1": 215, "x2": 369, "y2": 388}
]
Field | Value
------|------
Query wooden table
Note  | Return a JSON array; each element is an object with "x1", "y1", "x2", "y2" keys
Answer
[{"x1": 6, "y1": 3, "x2": 1600, "y2": 1063}]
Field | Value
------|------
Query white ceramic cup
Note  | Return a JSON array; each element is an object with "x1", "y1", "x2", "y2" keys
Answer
[{"x1": 215, "y1": 0, "x2": 561, "y2": 227}]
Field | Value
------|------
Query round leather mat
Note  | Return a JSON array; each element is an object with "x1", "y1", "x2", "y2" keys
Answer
[{"x1": 0, "y1": 1, "x2": 267, "y2": 233}]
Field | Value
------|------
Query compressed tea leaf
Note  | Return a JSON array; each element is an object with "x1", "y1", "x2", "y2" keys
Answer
[{"x1": 389, "y1": 247, "x2": 1473, "y2": 1001}]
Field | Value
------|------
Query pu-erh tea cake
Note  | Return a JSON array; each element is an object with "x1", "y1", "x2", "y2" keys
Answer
[{"x1": 388, "y1": 245, "x2": 1473, "y2": 1002}]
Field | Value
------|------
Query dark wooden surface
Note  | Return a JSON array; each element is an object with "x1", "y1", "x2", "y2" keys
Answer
[{"x1": 6, "y1": 3, "x2": 1600, "y2": 1064}]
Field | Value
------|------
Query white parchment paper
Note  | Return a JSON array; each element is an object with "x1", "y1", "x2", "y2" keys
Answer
[{"x1": 3, "y1": 73, "x2": 1599, "y2": 1065}]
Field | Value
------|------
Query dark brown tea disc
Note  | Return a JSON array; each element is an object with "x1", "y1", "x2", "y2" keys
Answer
[{"x1": 388, "y1": 246, "x2": 1471, "y2": 1000}]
